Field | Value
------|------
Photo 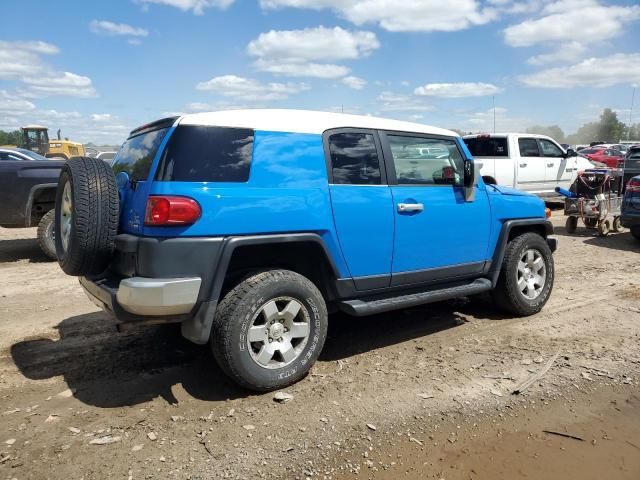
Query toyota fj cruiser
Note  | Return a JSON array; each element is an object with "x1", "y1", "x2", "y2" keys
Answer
[{"x1": 54, "y1": 110, "x2": 556, "y2": 391}]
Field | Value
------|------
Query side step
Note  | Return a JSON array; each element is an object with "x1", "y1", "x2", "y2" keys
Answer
[{"x1": 338, "y1": 278, "x2": 492, "y2": 317}]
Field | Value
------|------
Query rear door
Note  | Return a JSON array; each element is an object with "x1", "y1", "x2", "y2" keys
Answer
[
  {"x1": 381, "y1": 132, "x2": 491, "y2": 286},
  {"x1": 537, "y1": 138, "x2": 573, "y2": 189},
  {"x1": 325, "y1": 129, "x2": 394, "y2": 290},
  {"x1": 516, "y1": 137, "x2": 547, "y2": 192}
]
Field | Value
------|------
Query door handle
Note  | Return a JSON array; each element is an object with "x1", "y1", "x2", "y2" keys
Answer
[
  {"x1": 547, "y1": 162, "x2": 555, "y2": 167},
  {"x1": 519, "y1": 163, "x2": 527, "y2": 168},
  {"x1": 397, "y1": 203, "x2": 424, "y2": 213}
]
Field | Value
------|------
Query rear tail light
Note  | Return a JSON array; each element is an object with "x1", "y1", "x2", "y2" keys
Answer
[
  {"x1": 545, "y1": 207, "x2": 551, "y2": 219},
  {"x1": 627, "y1": 178, "x2": 640, "y2": 193},
  {"x1": 144, "y1": 196, "x2": 201, "y2": 226}
]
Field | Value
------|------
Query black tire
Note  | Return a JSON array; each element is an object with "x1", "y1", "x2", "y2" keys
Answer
[
  {"x1": 565, "y1": 216, "x2": 578, "y2": 234},
  {"x1": 612, "y1": 217, "x2": 624, "y2": 233},
  {"x1": 584, "y1": 217, "x2": 598, "y2": 229},
  {"x1": 631, "y1": 226, "x2": 640, "y2": 241},
  {"x1": 36, "y1": 210, "x2": 57, "y2": 260},
  {"x1": 493, "y1": 232, "x2": 554, "y2": 316},
  {"x1": 598, "y1": 219, "x2": 610, "y2": 236},
  {"x1": 55, "y1": 156, "x2": 119, "y2": 276},
  {"x1": 210, "y1": 269, "x2": 328, "y2": 392}
]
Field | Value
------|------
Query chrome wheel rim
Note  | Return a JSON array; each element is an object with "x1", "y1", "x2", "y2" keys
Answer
[
  {"x1": 247, "y1": 297, "x2": 310, "y2": 369},
  {"x1": 517, "y1": 248, "x2": 546, "y2": 300},
  {"x1": 60, "y1": 181, "x2": 72, "y2": 252}
]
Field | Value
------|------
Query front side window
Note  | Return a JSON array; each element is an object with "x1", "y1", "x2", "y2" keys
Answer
[
  {"x1": 519, "y1": 138, "x2": 541, "y2": 157},
  {"x1": 538, "y1": 139, "x2": 563, "y2": 157},
  {"x1": 112, "y1": 128, "x2": 169, "y2": 181},
  {"x1": 388, "y1": 135, "x2": 464, "y2": 186},
  {"x1": 328, "y1": 132, "x2": 381, "y2": 185},
  {"x1": 156, "y1": 126, "x2": 253, "y2": 182}
]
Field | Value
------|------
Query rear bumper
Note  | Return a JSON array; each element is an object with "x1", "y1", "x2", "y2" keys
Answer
[{"x1": 621, "y1": 213, "x2": 640, "y2": 228}]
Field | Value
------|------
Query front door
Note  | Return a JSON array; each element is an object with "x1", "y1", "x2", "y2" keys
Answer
[
  {"x1": 379, "y1": 132, "x2": 491, "y2": 287},
  {"x1": 325, "y1": 129, "x2": 394, "y2": 290},
  {"x1": 538, "y1": 138, "x2": 573, "y2": 189},
  {"x1": 516, "y1": 137, "x2": 547, "y2": 192}
]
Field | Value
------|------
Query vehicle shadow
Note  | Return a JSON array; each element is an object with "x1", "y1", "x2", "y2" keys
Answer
[
  {"x1": 554, "y1": 225, "x2": 640, "y2": 252},
  {"x1": 0, "y1": 237, "x2": 53, "y2": 263},
  {"x1": 11, "y1": 297, "x2": 503, "y2": 408}
]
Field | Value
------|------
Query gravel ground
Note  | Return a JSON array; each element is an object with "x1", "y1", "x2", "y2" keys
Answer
[{"x1": 1, "y1": 212, "x2": 639, "y2": 479}]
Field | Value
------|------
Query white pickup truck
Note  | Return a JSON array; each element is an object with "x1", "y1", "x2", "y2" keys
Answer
[{"x1": 463, "y1": 133, "x2": 594, "y2": 196}]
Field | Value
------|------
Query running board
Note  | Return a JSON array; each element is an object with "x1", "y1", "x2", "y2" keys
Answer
[{"x1": 338, "y1": 278, "x2": 492, "y2": 317}]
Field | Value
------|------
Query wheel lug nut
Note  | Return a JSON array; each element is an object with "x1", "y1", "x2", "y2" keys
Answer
[
  {"x1": 268, "y1": 338, "x2": 273, "y2": 343},
  {"x1": 278, "y1": 337, "x2": 283, "y2": 342}
]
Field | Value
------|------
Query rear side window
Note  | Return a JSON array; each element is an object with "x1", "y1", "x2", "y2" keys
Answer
[
  {"x1": 156, "y1": 126, "x2": 254, "y2": 182},
  {"x1": 328, "y1": 132, "x2": 381, "y2": 185},
  {"x1": 518, "y1": 138, "x2": 540, "y2": 157},
  {"x1": 464, "y1": 137, "x2": 509, "y2": 157},
  {"x1": 112, "y1": 128, "x2": 169, "y2": 181}
]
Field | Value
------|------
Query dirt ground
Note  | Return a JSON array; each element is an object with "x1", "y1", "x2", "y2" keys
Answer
[{"x1": 1, "y1": 212, "x2": 639, "y2": 480}]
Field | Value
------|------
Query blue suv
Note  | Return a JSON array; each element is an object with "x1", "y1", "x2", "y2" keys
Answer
[{"x1": 54, "y1": 110, "x2": 556, "y2": 391}]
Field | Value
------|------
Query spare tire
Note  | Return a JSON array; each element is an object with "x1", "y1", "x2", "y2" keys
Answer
[{"x1": 55, "y1": 156, "x2": 119, "y2": 276}]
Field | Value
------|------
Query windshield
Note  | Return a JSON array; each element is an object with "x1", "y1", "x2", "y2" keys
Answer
[
  {"x1": 112, "y1": 128, "x2": 169, "y2": 181},
  {"x1": 16, "y1": 148, "x2": 48, "y2": 160}
]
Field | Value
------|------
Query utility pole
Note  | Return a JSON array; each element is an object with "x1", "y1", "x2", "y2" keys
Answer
[
  {"x1": 629, "y1": 87, "x2": 636, "y2": 141},
  {"x1": 492, "y1": 96, "x2": 496, "y2": 134}
]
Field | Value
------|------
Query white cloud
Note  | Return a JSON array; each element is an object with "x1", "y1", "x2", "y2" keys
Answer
[
  {"x1": 341, "y1": 75, "x2": 367, "y2": 90},
  {"x1": 22, "y1": 72, "x2": 97, "y2": 98},
  {"x1": 196, "y1": 75, "x2": 310, "y2": 101},
  {"x1": 527, "y1": 41, "x2": 586, "y2": 65},
  {"x1": 90, "y1": 113, "x2": 113, "y2": 122},
  {"x1": 137, "y1": 0, "x2": 235, "y2": 14},
  {"x1": 414, "y1": 82, "x2": 502, "y2": 98},
  {"x1": 376, "y1": 91, "x2": 434, "y2": 113},
  {"x1": 185, "y1": 101, "x2": 255, "y2": 112},
  {"x1": 460, "y1": 106, "x2": 530, "y2": 132},
  {"x1": 259, "y1": 0, "x2": 498, "y2": 32},
  {"x1": 0, "y1": 41, "x2": 58, "y2": 78},
  {"x1": 520, "y1": 53, "x2": 640, "y2": 88},
  {"x1": 90, "y1": 20, "x2": 149, "y2": 37},
  {"x1": 248, "y1": 26, "x2": 379, "y2": 79},
  {"x1": 504, "y1": 0, "x2": 640, "y2": 47},
  {"x1": 0, "y1": 90, "x2": 36, "y2": 114},
  {"x1": 253, "y1": 59, "x2": 350, "y2": 78}
]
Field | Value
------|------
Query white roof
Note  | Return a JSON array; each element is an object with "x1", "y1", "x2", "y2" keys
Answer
[{"x1": 178, "y1": 109, "x2": 457, "y2": 137}]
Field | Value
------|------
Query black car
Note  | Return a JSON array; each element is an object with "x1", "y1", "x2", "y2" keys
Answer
[{"x1": 0, "y1": 148, "x2": 64, "y2": 258}]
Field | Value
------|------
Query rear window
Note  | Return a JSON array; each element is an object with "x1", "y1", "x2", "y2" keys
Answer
[
  {"x1": 112, "y1": 128, "x2": 169, "y2": 181},
  {"x1": 155, "y1": 126, "x2": 253, "y2": 182},
  {"x1": 464, "y1": 137, "x2": 509, "y2": 157}
]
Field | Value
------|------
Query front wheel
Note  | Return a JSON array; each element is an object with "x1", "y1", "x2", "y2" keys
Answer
[
  {"x1": 493, "y1": 233, "x2": 554, "y2": 316},
  {"x1": 210, "y1": 270, "x2": 328, "y2": 391}
]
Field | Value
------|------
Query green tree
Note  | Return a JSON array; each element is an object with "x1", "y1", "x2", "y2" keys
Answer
[
  {"x1": 0, "y1": 129, "x2": 23, "y2": 146},
  {"x1": 525, "y1": 125, "x2": 565, "y2": 143},
  {"x1": 596, "y1": 108, "x2": 625, "y2": 142}
]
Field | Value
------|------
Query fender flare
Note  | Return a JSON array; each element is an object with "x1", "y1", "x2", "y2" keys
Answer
[
  {"x1": 181, "y1": 233, "x2": 340, "y2": 344},
  {"x1": 489, "y1": 219, "x2": 555, "y2": 287},
  {"x1": 24, "y1": 183, "x2": 57, "y2": 227}
]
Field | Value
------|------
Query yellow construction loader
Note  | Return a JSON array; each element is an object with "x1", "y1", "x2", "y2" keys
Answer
[{"x1": 18, "y1": 125, "x2": 85, "y2": 159}]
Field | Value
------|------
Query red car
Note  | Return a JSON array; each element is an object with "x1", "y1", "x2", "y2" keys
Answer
[{"x1": 579, "y1": 147, "x2": 624, "y2": 168}]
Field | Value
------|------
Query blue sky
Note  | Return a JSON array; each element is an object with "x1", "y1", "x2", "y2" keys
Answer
[{"x1": 1, "y1": 0, "x2": 639, "y2": 144}]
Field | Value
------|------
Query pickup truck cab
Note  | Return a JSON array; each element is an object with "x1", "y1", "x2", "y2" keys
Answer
[
  {"x1": 463, "y1": 133, "x2": 593, "y2": 196},
  {"x1": 0, "y1": 147, "x2": 64, "y2": 258},
  {"x1": 54, "y1": 110, "x2": 556, "y2": 391}
]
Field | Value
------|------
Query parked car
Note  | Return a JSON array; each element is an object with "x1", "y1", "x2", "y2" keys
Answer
[
  {"x1": 463, "y1": 133, "x2": 593, "y2": 196},
  {"x1": 96, "y1": 151, "x2": 117, "y2": 163},
  {"x1": 623, "y1": 146, "x2": 640, "y2": 192},
  {"x1": 579, "y1": 147, "x2": 624, "y2": 169},
  {"x1": 621, "y1": 175, "x2": 640, "y2": 241},
  {"x1": 0, "y1": 147, "x2": 64, "y2": 258},
  {"x1": 54, "y1": 110, "x2": 556, "y2": 391}
]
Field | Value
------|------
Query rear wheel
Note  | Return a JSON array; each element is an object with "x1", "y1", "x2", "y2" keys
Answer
[
  {"x1": 493, "y1": 233, "x2": 554, "y2": 316},
  {"x1": 598, "y1": 219, "x2": 610, "y2": 236},
  {"x1": 565, "y1": 216, "x2": 578, "y2": 234},
  {"x1": 210, "y1": 269, "x2": 328, "y2": 391},
  {"x1": 612, "y1": 216, "x2": 624, "y2": 233},
  {"x1": 55, "y1": 156, "x2": 119, "y2": 276},
  {"x1": 36, "y1": 210, "x2": 56, "y2": 260}
]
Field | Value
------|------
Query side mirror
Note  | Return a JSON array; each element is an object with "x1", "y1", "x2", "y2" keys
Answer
[
  {"x1": 565, "y1": 148, "x2": 577, "y2": 158},
  {"x1": 463, "y1": 159, "x2": 476, "y2": 202}
]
